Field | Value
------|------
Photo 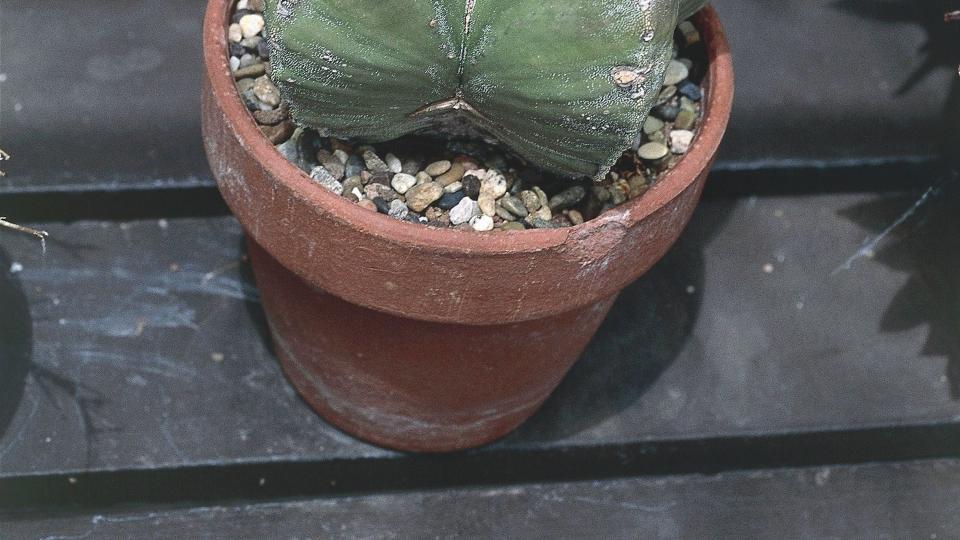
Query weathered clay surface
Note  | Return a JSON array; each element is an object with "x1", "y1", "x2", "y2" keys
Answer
[{"x1": 201, "y1": 0, "x2": 732, "y2": 451}]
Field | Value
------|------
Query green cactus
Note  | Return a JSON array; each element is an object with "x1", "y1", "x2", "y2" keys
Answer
[{"x1": 265, "y1": 0, "x2": 707, "y2": 180}]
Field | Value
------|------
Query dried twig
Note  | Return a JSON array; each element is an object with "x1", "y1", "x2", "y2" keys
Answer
[{"x1": 0, "y1": 217, "x2": 49, "y2": 253}]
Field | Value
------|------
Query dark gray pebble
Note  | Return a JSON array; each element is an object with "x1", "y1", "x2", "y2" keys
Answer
[
  {"x1": 548, "y1": 185, "x2": 586, "y2": 211},
  {"x1": 435, "y1": 190, "x2": 466, "y2": 210},
  {"x1": 372, "y1": 197, "x2": 390, "y2": 214},
  {"x1": 229, "y1": 42, "x2": 245, "y2": 57},
  {"x1": 462, "y1": 174, "x2": 481, "y2": 199},
  {"x1": 257, "y1": 40, "x2": 270, "y2": 59},
  {"x1": 651, "y1": 103, "x2": 680, "y2": 122},
  {"x1": 345, "y1": 155, "x2": 364, "y2": 177}
]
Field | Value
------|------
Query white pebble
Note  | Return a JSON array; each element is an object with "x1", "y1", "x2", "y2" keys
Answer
[
  {"x1": 480, "y1": 170, "x2": 507, "y2": 198},
  {"x1": 390, "y1": 173, "x2": 417, "y2": 195},
  {"x1": 450, "y1": 197, "x2": 480, "y2": 225},
  {"x1": 310, "y1": 166, "x2": 343, "y2": 195},
  {"x1": 385, "y1": 153, "x2": 403, "y2": 174},
  {"x1": 333, "y1": 149, "x2": 349, "y2": 164},
  {"x1": 388, "y1": 199, "x2": 409, "y2": 220},
  {"x1": 443, "y1": 181, "x2": 463, "y2": 193},
  {"x1": 470, "y1": 215, "x2": 494, "y2": 232},
  {"x1": 229, "y1": 56, "x2": 241, "y2": 72},
  {"x1": 228, "y1": 23, "x2": 243, "y2": 43},
  {"x1": 663, "y1": 60, "x2": 689, "y2": 86},
  {"x1": 239, "y1": 14, "x2": 265, "y2": 39},
  {"x1": 9, "y1": 262, "x2": 23, "y2": 274},
  {"x1": 669, "y1": 130, "x2": 694, "y2": 154}
]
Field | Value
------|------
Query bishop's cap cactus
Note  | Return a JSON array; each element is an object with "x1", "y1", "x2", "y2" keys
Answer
[{"x1": 266, "y1": 0, "x2": 708, "y2": 179}]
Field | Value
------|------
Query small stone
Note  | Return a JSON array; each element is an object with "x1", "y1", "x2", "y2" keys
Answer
[
  {"x1": 239, "y1": 53, "x2": 258, "y2": 68},
  {"x1": 651, "y1": 103, "x2": 680, "y2": 122},
  {"x1": 372, "y1": 197, "x2": 391, "y2": 214},
  {"x1": 470, "y1": 215, "x2": 494, "y2": 232},
  {"x1": 425, "y1": 160, "x2": 452, "y2": 176},
  {"x1": 425, "y1": 207, "x2": 444, "y2": 221},
  {"x1": 657, "y1": 85, "x2": 677, "y2": 105},
  {"x1": 462, "y1": 175, "x2": 481, "y2": 199},
  {"x1": 608, "y1": 184, "x2": 627, "y2": 205},
  {"x1": 274, "y1": 127, "x2": 304, "y2": 164},
  {"x1": 678, "y1": 21, "x2": 701, "y2": 45},
  {"x1": 229, "y1": 56, "x2": 241, "y2": 72},
  {"x1": 233, "y1": 63, "x2": 266, "y2": 79},
  {"x1": 316, "y1": 149, "x2": 345, "y2": 180},
  {"x1": 334, "y1": 149, "x2": 350, "y2": 164},
  {"x1": 361, "y1": 149, "x2": 390, "y2": 174},
  {"x1": 525, "y1": 216, "x2": 558, "y2": 229},
  {"x1": 240, "y1": 36, "x2": 262, "y2": 50},
  {"x1": 253, "y1": 76, "x2": 281, "y2": 107},
  {"x1": 259, "y1": 120, "x2": 294, "y2": 144},
  {"x1": 258, "y1": 41, "x2": 270, "y2": 59},
  {"x1": 674, "y1": 109, "x2": 697, "y2": 130},
  {"x1": 478, "y1": 193, "x2": 496, "y2": 217},
  {"x1": 628, "y1": 174, "x2": 649, "y2": 198},
  {"x1": 519, "y1": 190, "x2": 541, "y2": 212},
  {"x1": 363, "y1": 183, "x2": 400, "y2": 202},
  {"x1": 309, "y1": 166, "x2": 343, "y2": 195},
  {"x1": 479, "y1": 170, "x2": 508, "y2": 199},
  {"x1": 400, "y1": 159, "x2": 420, "y2": 175},
  {"x1": 435, "y1": 190, "x2": 466, "y2": 210},
  {"x1": 385, "y1": 153, "x2": 403, "y2": 174},
  {"x1": 500, "y1": 195, "x2": 528, "y2": 218},
  {"x1": 532, "y1": 186, "x2": 549, "y2": 209},
  {"x1": 567, "y1": 209, "x2": 585, "y2": 225},
  {"x1": 388, "y1": 199, "x2": 409, "y2": 220},
  {"x1": 358, "y1": 199, "x2": 378, "y2": 212},
  {"x1": 253, "y1": 102, "x2": 288, "y2": 125},
  {"x1": 501, "y1": 222, "x2": 526, "y2": 232},
  {"x1": 678, "y1": 80, "x2": 702, "y2": 102},
  {"x1": 436, "y1": 162, "x2": 465, "y2": 186},
  {"x1": 548, "y1": 186, "x2": 587, "y2": 211},
  {"x1": 449, "y1": 197, "x2": 481, "y2": 225},
  {"x1": 495, "y1": 203, "x2": 516, "y2": 221},
  {"x1": 228, "y1": 23, "x2": 243, "y2": 43},
  {"x1": 663, "y1": 60, "x2": 689, "y2": 86},
  {"x1": 342, "y1": 176, "x2": 363, "y2": 200},
  {"x1": 533, "y1": 205, "x2": 552, "y2": 221},
  {"x1": 345, "y1": 154, "x2": 364, "y2": 177},
  {"x1": 680, "y1": 96, "x2": 698, "y2": 112},
  {"x1": 414, "y1": 171, "x2": 432, "y2": 185},
  {"x1": 444, "y1": 181, "x2": 463, "y2": 194},
  {"x1": 592, "y1": 185, "x2": 611, "y2": 203},
  {"x1": 229, "y1": 42, "x2": 245, "y2": 58},
  {"x1": 239, "y1": 14, "x2": 265, "y2": 39},
  {"x1": 637, "y1": 142, "x2": 669, "y2": 161},
  {"x1": 404, "y1": 182, "x2": 444, "y2": 212},
  {"x1": 390, "y1": 173, "x2": 417, "y2": 194},
  {"x1": 669, "y1": 130, "x2": 695, "y2": 154},
  {"x1": 643, "y1": 116, "x2": 664, "y2": 135}
]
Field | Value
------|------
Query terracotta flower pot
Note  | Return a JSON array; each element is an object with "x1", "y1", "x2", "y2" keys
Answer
[{"x1": 201, "y1": 0, "x2": 734, "y2": 452}]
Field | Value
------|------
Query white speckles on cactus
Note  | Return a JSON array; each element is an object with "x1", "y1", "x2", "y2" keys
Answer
[{"x1": 266, "y1": 0, "x2": 708, "y2": 180}]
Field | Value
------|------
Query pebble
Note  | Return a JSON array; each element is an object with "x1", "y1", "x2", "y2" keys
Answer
[
  {"x1": 385, "y1": 153, "x2": 403, "y2": 174},
  {"x1": 404, "y1": 182, "x2": 444, "y2": 212},
  {"x1": 229, "y1": 42, "x2": 245, "y2": 58},
  {"x1": 678, "y1": 21, "x2": 701, "y2": 45},
  {"x1": 229, "y1": 56, "x2": 241, "y2": 72},
  {"x1": 637, "y1": 142, "x2": 669, "y2": 161},
  {"x1": 425, "y1": 160, "x2": 452, "y2": 176},
  {"x1": 495, "y1": 203, "x2": 516, "y2": 221},
  {"x1": 548, "y1": 186, "x2": 586, "y2": 211},
  {"x1": 361, "y1": 150, "x2": 390, "y2": 174},
  {"x1": 651, "y1": 103, "x2": 680, "y2": 122},
  {"x1": 444, "y1": 181, "x2": 463, "y2": 193},
  {"x1": 519, "y1": 190, "x2": 541, "y2": 212},
  {"x1": 435, "y1": 190, "x2": 466, "y2": 210},
  {"x1": 344, "y1": 155, "x2": 364, "y2": 177},
  {"x1": 358, "y1": 199, "x2": 378, "y2": 212},
  {"x1": 415, "y1": 171, "x2": 432, "y2": 185},
  {"x1": 240, "y1": 36, "x2": 262, "y2": 49},
  {"x1": 342, "y1": 176, "x2": 363, "y2": 200},
  {"x1": 228, "y1": 23, "x2": 243, "y2": 43},
  {"x1": 567, "y1": 209, "x2": 585, "y2": 225},
  {"x1": 479, "y1": 171, "x2": 507, "y2": 198},
  {"x1": 674, "y1": 109, "x2": 696, "y2": 130},
  {"x1": 678, "y1": 80, "x2": 702, "y2": 101},
  {"x1": 663, "y1": 60, "x2": 689, "y2": 86},
  {"x1": 470, "y1": 215, "x2": 494, "y2": 232},
  {"x1": 401, "y1": 159, "x2": 421, "y2": 175},
  {"x1": 316, "y1": 149, "x2": 345, "y2": 180},
  {"x1": 500, "y1": 195, "x2": 528, "y2": 218},
  {"x1": 462, "y1": 175, "x2": 481, "y2": 199},
  {"x1": 239, "y1": 53, "x2": 259, "y2": 68},
  {"x1": 334, "y1": 149, "x2": 350, "y2": 164},
  {"x1": 449, "y1": 197, "x2": 481, "y2": 225},
  {"x1": 253, "y1": 102, "x2": 288, "y2": 125},
  {"x1": 239, "y1": 14, "x2": 265, "y2": 39},
  {"x1": 259, "y1": 120, "x2": 294, "y2": 144},
  {"x1": 532, "y1": 186, "x2": 549, "y2": 209},
  {"x1": 364, "y1": 183, "x2": 400, "y2": 202},
  {"x1": 436, "y1": 162, "x2": 465, "y2": 186},
  {"x1": 390, "y1": 173, "x2": 417, "y2": 194},
  {"x1": 643, "y1": 116, "x2": 664, "y2": 135},
  {"x1": 372, "y1": 197, "x2": 391, "y2": 214},
  {"x1": 388, "y1": 199, "x2": 409, "y2": 220},
  {"x1": 501, "y1": 222, "x2": 526, "y2": 231},
  {"x1": 669, "y1": 130, "x2": 694, "y2": 154},
  {"x1": 309, "y1": 166, "x2": 343, "y2": 195},
  {"x1": 478, "y1": 194, "x2": 496, "y2": 217},
  {"x1": 252, "y1": 76, "x2": 281, "y2": 107},
  {"x1": 234, "y1": 63, "x2": 266, "y2": 79}
]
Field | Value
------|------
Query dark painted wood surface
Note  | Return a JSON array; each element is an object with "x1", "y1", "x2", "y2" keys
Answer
[
  {"x1": 0, "y1": 0, "x2": 954, "y2": 194},
  {"x1": 5, "y1": 459, "x2": 960, "y2": 539},
  {"x1": 1, "y1": 186, "x2": 957, "y2": 483}
]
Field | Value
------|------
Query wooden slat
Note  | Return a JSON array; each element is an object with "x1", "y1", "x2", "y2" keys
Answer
[{"x1": 5, "y1": 459, "x2": 960, "y2": 538}]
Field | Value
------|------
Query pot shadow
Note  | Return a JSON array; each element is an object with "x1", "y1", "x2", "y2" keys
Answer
[
  {"x1": 0, "y1": 246, "x2": 32, "y2": 442},
  {"x1": 508, "y1": 201, "x2": 734, "y2": 442},
  {"x1": 238, "y1": 236, "x2": 272, "y2": 350}
]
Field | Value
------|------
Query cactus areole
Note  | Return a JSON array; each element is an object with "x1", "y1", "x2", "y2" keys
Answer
[{"x1": 265, "y1": 0, "x2": 708, "y2": 180}]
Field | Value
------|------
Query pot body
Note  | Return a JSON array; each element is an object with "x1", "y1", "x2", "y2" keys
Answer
[{"x1": 202, "y1": 0, "x2": 733, "y2": 452}]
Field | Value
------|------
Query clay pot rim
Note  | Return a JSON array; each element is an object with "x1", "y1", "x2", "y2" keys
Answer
[{"x1": 202, "y1": 2, "x2": 733, "y2": 256}]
